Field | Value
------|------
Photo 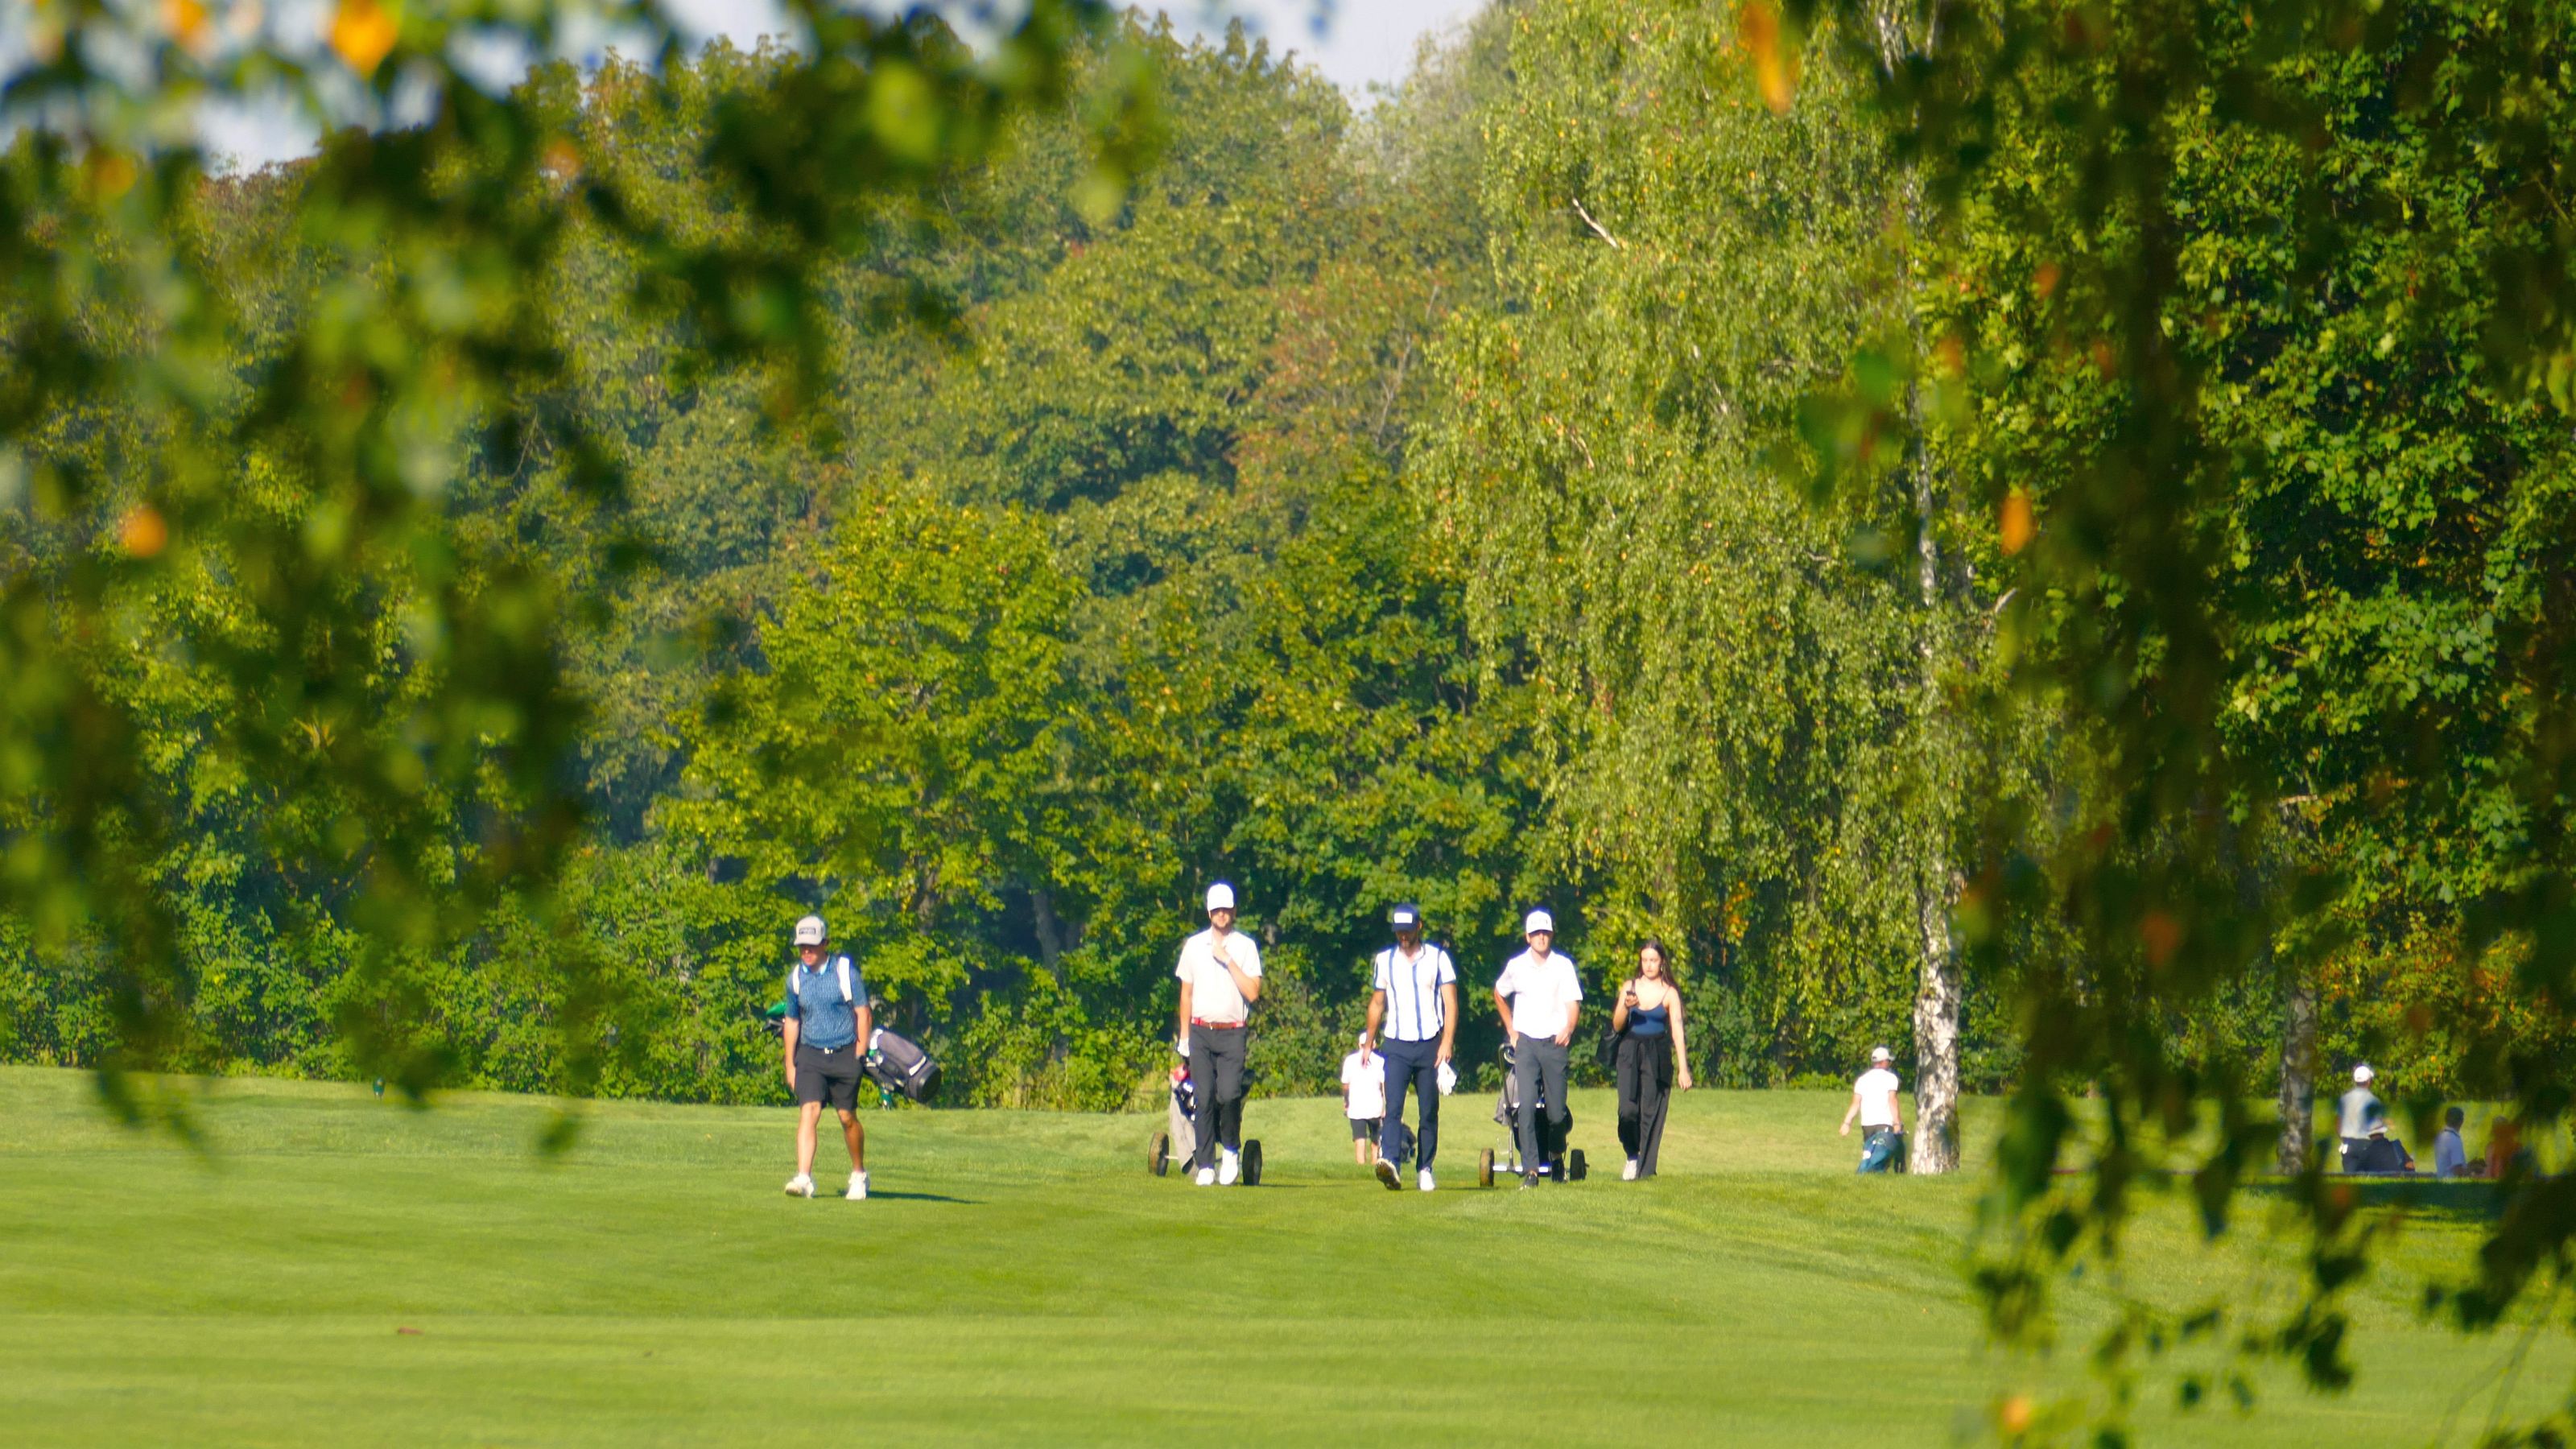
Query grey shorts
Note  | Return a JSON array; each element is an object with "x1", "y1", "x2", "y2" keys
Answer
[{"x1": 795, "y1": 1042, "x2": 864, "y2": 1113}]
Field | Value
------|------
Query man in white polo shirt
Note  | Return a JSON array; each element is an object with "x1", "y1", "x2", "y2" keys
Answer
[
  {"x1": 1839, "y1": 1045, "x2": 1905, "y2": 1172},
  {"x1": 1175, "y1": 881, "x2": 1264, "y2": 1187},
  {"x1": 1494, "y1": 907, "x2": 1582, "y2": 1187},
  {"x1": 1366, "y1": 902, "x2": 1457, "y2": 1191}
]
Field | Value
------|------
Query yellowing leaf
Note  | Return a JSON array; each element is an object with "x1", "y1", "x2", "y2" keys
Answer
[
  {"x1": 2000, "y1": 491, "x2": 2036, "y2": 555},
  {"x1": 120, "y1": 505, "x2": 169, "y2": 558},
  {"x1": 83, "y1": 150, "x2": 138, "y2": 203},
  {"x1": 163, "y1": 0, "x2": 208, "y2": 52},
  {"x1": 331, "y1": 0, "x2": 399, "y2": 77},
  {"x1": 1738, "y1": 2, "x2": 1798, "y2": 115}
]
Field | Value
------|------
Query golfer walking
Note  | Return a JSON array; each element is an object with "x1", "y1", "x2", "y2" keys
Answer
[
  {"x1": 1839, "y1": 1046, "x2": 1905, "y2": 1173},
  {"x1": 1366, "y1": 902, "x2": 1457, "y2": 1191},
  {"x1": 781, "y1": 914, "x2": 869, "y2": 1200},
  {"x1": 1175, "y1": 881, "x2": 1263, "y2": 1187},
  {"x1": 1494, "y1": 908, "x2": 1583, "y2": 1187}
]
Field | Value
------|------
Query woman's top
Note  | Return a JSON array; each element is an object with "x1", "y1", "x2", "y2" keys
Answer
[{"x1": 1625, "y1": 1002, "x2": 1670, "y2": 1037}]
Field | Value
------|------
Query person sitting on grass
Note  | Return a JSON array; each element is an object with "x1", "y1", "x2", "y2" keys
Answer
[
  {"x1": 1839, "y1": 1046, "x2": 1905, "y2": 1173},
  {"x1": 2337, "y1": 1063, "x2": 2381, "y2": 1172},
  {"x1": 1340, "y1": 1032, "x2": 1385, "y2": 1168},
  {"x1": 781, "y1": 914, "x2": 869, "y2": 1201},
  {"x1": 2434, "y1": 1106, "x2": 2470, "y2": 1178},
  {"x1": 2349, "y1": 1104, "x2": 2415, "y2": 1174}
]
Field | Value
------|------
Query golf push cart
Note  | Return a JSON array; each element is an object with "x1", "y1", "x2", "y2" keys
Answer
[
  {"x1": 1476, "y1": 1040, "x2": 1587, "y2": 1188},
  {"x1": 1146, "y1": 1066, "x2": 1265, "y2": 1186}
]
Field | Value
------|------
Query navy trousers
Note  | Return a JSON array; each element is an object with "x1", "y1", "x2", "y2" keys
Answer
[{"x1": 1378, "y1": 1036, "x2": 1442, "y2": 1170}]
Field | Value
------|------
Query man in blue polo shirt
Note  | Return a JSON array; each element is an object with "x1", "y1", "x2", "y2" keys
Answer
[{"x1": 782, "y1": 914, "x2": 871, "y2": 1201}]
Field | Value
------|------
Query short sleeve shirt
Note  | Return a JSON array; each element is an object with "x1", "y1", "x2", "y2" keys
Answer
[
  {"x1": 1340, "y1": 1051, "x2": 1387, "y2": 1119},
  {"x1": 2337, "y1": 1086, "x2": 2380, "y2": 1140},
  {"x1": 2434, "y1": 1128, "x2": 2467, "y2": 1177},
  {"x1": 786, "y1": 956, "x2": 863, "y2": 1051},
  {"x1": 1496, "y1": 950, "x2": 1583, "y2": 1041},
  {"x1": 1372, "y1": 943, "x2": 1457, "y2": 1042},
  {"x1": 1176, "y1": 928, "x2": 1264, "y2": 1024},
  {"x1": 1854, "y1": 1067, "x2": 1901, "y2": 1128}
]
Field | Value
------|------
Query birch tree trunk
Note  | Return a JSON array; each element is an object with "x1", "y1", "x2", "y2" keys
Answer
[
  {"x1": 1912, "y1": 864, "x2": 1963, "y2": 1171},
  {"x1": 1908, "y1": 426, "x2": 1963, "y2": 1174},
  {"x1": 1868, "y1": 0, "x2": 1964, "y2": 1175},
  {"x1": 2275, "y1": 960, "x2": 2317, "y2": 1174}
]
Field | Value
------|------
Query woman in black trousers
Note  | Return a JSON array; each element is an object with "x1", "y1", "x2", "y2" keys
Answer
[{"x1": 1610, "y1": 939, "x2": 1694, "y2": 1179}]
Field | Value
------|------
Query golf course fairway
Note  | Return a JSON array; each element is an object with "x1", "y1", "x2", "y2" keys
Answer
[{"x1": 2, "y1": 1065, "x2": 2566, "y2": 1445}]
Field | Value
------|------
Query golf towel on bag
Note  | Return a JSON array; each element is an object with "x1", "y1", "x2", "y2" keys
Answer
[{"x1": 864, "y1": 1027, "x2": 942, "y2": 1103}]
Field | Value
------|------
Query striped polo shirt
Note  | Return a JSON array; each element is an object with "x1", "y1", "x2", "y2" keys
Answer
[{"x1": 1372, "y1": 943, "x2": 1457, "y2": 1042}]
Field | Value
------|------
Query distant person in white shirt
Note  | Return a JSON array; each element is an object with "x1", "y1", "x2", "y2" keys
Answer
[
  {"x1": 1839, "y1": 1046, "x2": 1905, "y2": 1173},
  {"x1": 1365, "y1": 902, "x2": 1458, "y2": 1192},
  {"x1": 1175, "y1": 881, "x2": 1264, "y2": 1187},
  {"x1": 1494, "y1": 907, "x2": 1582, "y2": 1187},
  {"x1": 2336, "y1": 1064, "x2": 2381, "y2": 1173},
  {"x1": 1340, "y1": 1034, "x2": 1386, "y2": 1166}
]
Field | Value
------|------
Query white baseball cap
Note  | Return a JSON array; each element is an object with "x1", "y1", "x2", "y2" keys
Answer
[
  {"x1": 793, "y1": 915, "x2": 826, "y2": 947},
  {"x1": 1871, "y1": 1045, "x2": 1893, "y2": 1063},
  {"x1": 1524, "y1": 908, "x2": 1554, "y2": 935},
  {"x1": 2352, "y1": 1063, "x2": 2373, "y2": 1084},
  {"x1": 1205, "y1": 882, "x2": 1236, "y2": 911}
]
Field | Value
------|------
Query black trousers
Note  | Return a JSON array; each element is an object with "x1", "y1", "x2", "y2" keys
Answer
[
  {"x1": 1189, "y1": 1025, "x2": 1249, "y2": 1168},
  {"x1": 1379, "y1": 1036, "x2": 1441, "y2": 1170},
  {"x1": 1616, "y1": 1032, "x2": 1673, "y2": 1176},
  {"x1": 1512, "y1": 1034, "x2": 1570, "y2": 1170}
]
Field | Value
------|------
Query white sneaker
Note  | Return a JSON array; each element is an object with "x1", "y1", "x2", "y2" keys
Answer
[
  {"x1": 1418, "y1": 1168, "x2": 1436, "y2": 1192},
  {"x1": 845, "y1": 1170, "x2": 868, "y2": 1200},
  {"x1": 1194, "y1": 1166, "x2": 1216, "y2": 1187},
  {"x1": 1623, "y1": 1158, "x2": 1641, "y2": 1181},
  {"x1": 1217, "y1": 1148, "x2": 1241, "y2": 1187},
  {"x1": 784, "y1": 1173, "x2": 815, "y2": 1198}
]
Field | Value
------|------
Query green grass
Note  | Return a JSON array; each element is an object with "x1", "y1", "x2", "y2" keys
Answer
[{"x1": 1, "y1": 1067, "x2": 2566, "y2": 1446}]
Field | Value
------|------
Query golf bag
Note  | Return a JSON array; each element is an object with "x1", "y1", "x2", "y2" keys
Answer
[
  {"x1": 864, "y1": 1026, "x2": 941, "y2": 1104},
  {"x1": 1856, "y1": 1127, "x2": 1905, "y2": 1174},
  {"x1": 1493, "y1": 1042, "x2": 1573, "y2": 1172},
  {"x1": 1166, "y1": 1069, "x2": 1199, "y2": 1165}
]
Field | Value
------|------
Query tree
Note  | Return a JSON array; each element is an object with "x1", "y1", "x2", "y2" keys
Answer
[
  {"x1": 1420, "y1": 0, "x2": 2023, "y2": 1113},
  {"x1": 671, "y1": 487, "x2": 1075, "y2": 1012},
  {"x1": 1787, "y1": 0, "x2": 2576, "y2": 1430}
]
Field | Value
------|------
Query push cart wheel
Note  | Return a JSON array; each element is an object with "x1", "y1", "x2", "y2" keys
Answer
[
  {"x1": 1150, "y1": 1130, "x2": 1170, "y2": 1177},
  {"x1": 1569, "y1": 1148, "x2": 1587, "y2": 1182},
  {"x1": 1241, "y1": 1140, "x2": 1264, "y2": 1187},
  {"x1": 1478, "y1": 1149, "x2": 1496, "y2": 1189}
]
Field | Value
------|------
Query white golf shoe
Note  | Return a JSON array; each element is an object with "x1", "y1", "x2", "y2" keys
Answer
[
  {"x1": 784, "y1": 1173, "x2": 815, "y2": 1199},
  {"x1": 1418, "y1": 1168, "x2": 1436, "y2": 1192},
  {"x1": 1217, "y1": 1148, "x2": 1241, "y2": 1186},
  {"x1": 845, "y1": 1170, "x2": 869, "y2": 1200},
  {"x1": 1195, "y1": 1165, "x2": 1217, "y2": 1187},
  {"x1": 1623, "y1": 1158, "x2": 1641, "y2": 1181}
]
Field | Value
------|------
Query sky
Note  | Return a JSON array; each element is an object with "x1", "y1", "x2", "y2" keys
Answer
[{"x1": 159, "y1": 1, "x2": 1490, "y2": 170}]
